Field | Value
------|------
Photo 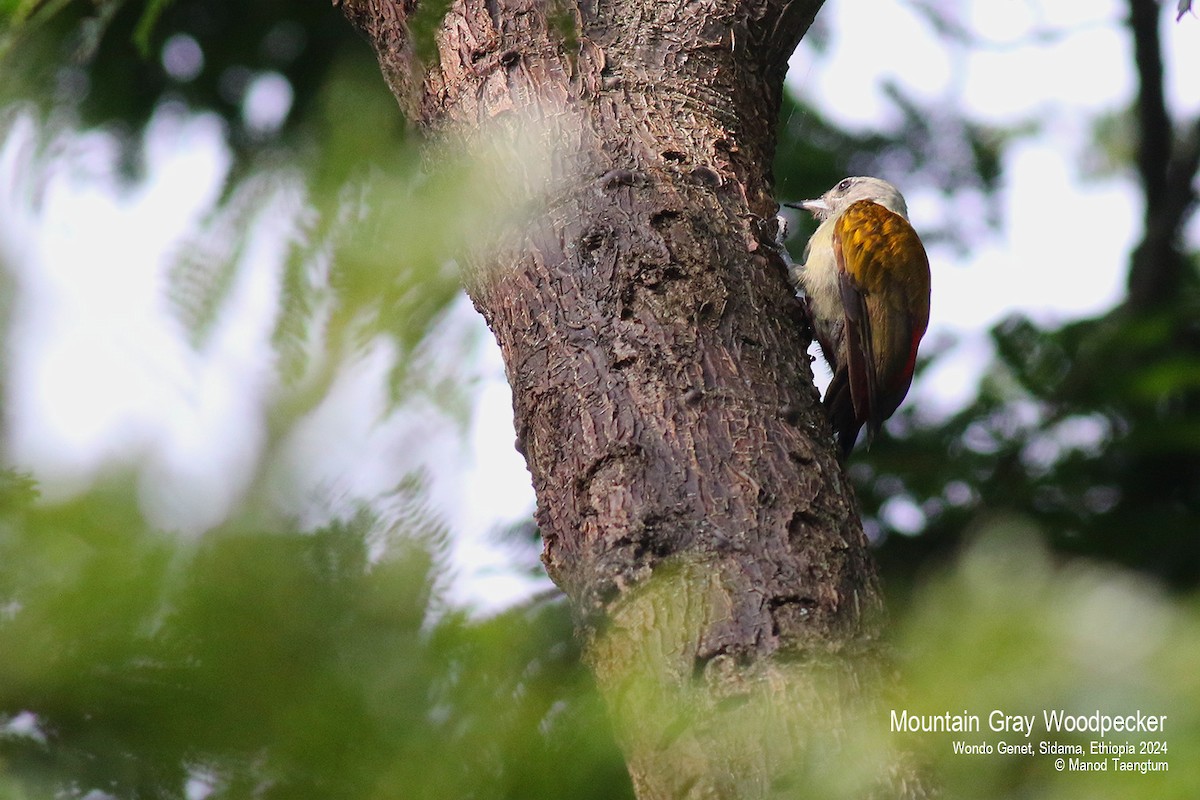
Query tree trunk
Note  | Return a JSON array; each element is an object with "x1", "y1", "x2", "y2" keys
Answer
[{"x1": 340, "y1": 1, "x2": 920, "y2": 796}]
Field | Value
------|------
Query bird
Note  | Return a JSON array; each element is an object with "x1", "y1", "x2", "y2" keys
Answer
[{"x1": 785, "y1": 177, "x2": 931, "y2": 457}]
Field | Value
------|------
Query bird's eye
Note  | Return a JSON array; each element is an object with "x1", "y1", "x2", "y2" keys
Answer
[{"x1": 837, "y1": 178, "x2": 853, "y2": 192}]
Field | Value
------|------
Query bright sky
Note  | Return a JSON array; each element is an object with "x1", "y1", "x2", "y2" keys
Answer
[{"x1": 1, "y1": 1, "x2": 1198, "y2": 611}]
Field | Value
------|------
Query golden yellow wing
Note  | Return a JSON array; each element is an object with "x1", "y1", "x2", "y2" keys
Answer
[{"x1": 829, "y1": 200, "x2": 931, "y2": 452}]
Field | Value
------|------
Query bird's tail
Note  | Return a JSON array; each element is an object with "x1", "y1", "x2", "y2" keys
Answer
[{"x1": 824, "y1": 370, "x2": 862, "y2": 458}]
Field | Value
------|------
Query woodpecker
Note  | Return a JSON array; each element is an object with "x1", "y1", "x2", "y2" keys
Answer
[{"x1": 786, "y1": 177, "x2": 930, "y2": 457}]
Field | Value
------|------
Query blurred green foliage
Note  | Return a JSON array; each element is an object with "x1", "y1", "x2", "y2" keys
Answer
[
  {"x1": 596, "y1": 521, "x2": 1200, "y2": 800},
  {"x1": 1, "y1": 0, "x2": 390, "y2": 160},
  {"x1": 862, "y1": 290, "x2": 1200, "y2": 592},
  {"x1": 891, "y1": 520, "x2": 1200, "y2": 800},
  {"x1": 0, "y1": 470, "x2": 633, "y2": 800},
  {"x1": 5, "y1": 473, "x2": 1197, "y2": 798}
]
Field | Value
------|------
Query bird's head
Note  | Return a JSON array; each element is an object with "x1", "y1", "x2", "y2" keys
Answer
[{"x1": 799, "y1": 176, "x2": 909, "y2": 221}]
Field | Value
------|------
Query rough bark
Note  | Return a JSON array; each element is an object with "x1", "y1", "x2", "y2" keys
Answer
[{"x1": 339, "y1": 0, "x2": 920, "y2": 796}]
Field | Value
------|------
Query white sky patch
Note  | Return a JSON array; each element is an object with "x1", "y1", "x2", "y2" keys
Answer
[
  {"x1": 452, "y1": 304, "x2": 549, "y2": 609},
  {"x1": 262, "y1": 294, "x2": 543, "y2": 609},
  {"x1": 137, "y1": 188, "x2": 298, "y2": 534},
  {"x1": 879, "y1": 493, "x2": 925, "y2": 536},
  {"x1": 161, "y1": 33, "x2": 205, "y2": 83},
  {"x1": 960, "y1": 3, "x2": 1132, "y2": 120},
  {"x1": 931, "y1": 141, "x2": 1135, "y2": 330},
  {"x1": 793, "y1": 2, "x2": 953, "y2": 128},
  {"x1": 242, "y1": 71, "x2": 294, "y2": 136},
  {"x1": 1163, "y1": 14, "x2": 1200, "y2": 117},
  {"x1": 269, "y1": 335, "x2": 473, "y2": 542},
  {"x1": 3, "y1": 109, "x2": 229, "y2": 495},
  {"x1": 1, "y1": 106, "x2": 300, "y2": 534},
  {"x1": 1, "y1": 710, "x2": 48, "y2": 744}
]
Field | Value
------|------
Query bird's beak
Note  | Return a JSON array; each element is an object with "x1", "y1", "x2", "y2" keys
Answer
[{"x1": 800, "y1": 197, "x2": 829, "y2": 216}]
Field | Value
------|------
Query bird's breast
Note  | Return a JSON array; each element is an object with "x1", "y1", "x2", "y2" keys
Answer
[{"x1": 794, "y1": 219, "x2": 842, "y2": 324}]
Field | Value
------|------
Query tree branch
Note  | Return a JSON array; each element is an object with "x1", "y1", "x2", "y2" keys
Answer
[
  {"x1": 1126, "y1": 0, "x2": 1200, "y2": 310},
  {"x1": 1129, "y1": 0, "x2": 1171, "y2": 207}
]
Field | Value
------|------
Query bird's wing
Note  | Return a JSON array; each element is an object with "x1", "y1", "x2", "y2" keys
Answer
[{"x1": 832, "y1": 200, "x2": 930, "y2": 446}]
